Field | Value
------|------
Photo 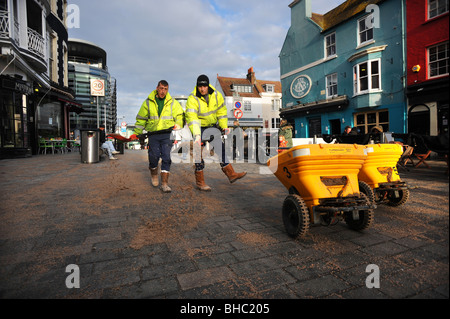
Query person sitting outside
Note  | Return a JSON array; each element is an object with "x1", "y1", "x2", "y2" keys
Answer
[
  {"x1": 279, "y1": 119, "x2": 293, "y2": 148},
  {"x1": 343, "y1": 126, "x2": 352, "y2": 135},
  {"x1": 278, "y1": 135, "x2": 288, "y2": 153},
  {"x1": 99, "y1": 125, "x2": 120, "y2": 160}
]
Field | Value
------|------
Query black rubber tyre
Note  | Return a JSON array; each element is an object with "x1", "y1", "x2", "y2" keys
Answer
[
  {"x1": 282, "y1": 195, "x2": 310, "y2": 238},
  {"x1": 358, "y1": 181, "x2": 376, "y2": 204},
  {"x1": 344, "y1": 193, "x2": 374, "y2": 231},
  {"x1": 386, "y1": 188, "x2": 410, "y2": 207}
]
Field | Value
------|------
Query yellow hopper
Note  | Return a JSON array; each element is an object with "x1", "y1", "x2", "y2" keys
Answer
[
  {"x1": 358, "y1": 144, "x2": 410, "y2": 207},
  {"x1": 268, "y1": 144, "x2": 375, "y2": 238}
]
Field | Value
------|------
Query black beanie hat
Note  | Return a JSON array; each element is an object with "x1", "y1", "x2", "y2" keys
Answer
[{"x1": 197, "y1": 75, "x2": 209, "y2": 87}]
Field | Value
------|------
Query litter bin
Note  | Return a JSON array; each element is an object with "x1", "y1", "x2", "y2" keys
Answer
[{"x1": 81, "y1": 130, "x2": 99, "y2": 164}]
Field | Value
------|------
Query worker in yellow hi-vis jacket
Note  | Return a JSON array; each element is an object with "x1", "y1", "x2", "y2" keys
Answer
[
  {"x1": 185, "y1": 75, "x2": 246, "y2": 192},
  {"x1": 130, "y1": 80, "x2": 184, "y2": 193}
]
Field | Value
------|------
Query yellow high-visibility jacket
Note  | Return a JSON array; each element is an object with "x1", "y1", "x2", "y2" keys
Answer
[
  {"x1": 185, "y1": 85, "x2": 227, "y2": 137},
  {"x1": 134, "y1": 91, "x2": 184, "y2": 135}
]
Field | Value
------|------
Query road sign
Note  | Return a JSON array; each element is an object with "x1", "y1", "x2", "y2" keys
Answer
[
  {"x1": 235, "y1": 102, "x2": 242, "y2": 109},
  {"x1": 121, "y1": 122, "x2": 127, "y2": 127},
  {"x1": 233, "y1": 108, "x2": 243, "y2": 120},
  {"x1": 90, "y1": 79, "x2": 105, "y2": 96}
]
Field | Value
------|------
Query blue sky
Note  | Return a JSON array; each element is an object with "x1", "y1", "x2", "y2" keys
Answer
[{"x1": 68, "y1": 0, "x2": 346, "y2": 125}]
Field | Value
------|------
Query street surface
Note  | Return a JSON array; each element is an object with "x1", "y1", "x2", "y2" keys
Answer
[{"x1": 0, "y1": 150, "x2": 448, "y2": 300}]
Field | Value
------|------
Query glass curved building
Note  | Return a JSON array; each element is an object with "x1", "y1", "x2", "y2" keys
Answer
[{"x1": 68, "y1": 38, "x2": 117, "y2": 132}]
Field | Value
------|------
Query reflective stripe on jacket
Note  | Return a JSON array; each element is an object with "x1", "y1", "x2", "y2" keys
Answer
[
  {"x1": 185, "y1": 85, "x2": 227, "y2": 137},
  {"x1": 134, "y1": 91, "x2": 184, "y2": 135}
]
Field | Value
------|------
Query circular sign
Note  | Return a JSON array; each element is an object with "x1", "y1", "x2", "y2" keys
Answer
[
  {"x1": 92, "y1": 80, "x2": 104, "y2": 92},
  {"x1": 290, "y1": 75, "x2": 312, "y2": 99},
  {"x1": 233, "y1": 109, "x2": 243, "y2": 120},
  {"x1": 121, "y1": 122, "x2": 127, "y2": 127},
  {"x1": 235, "y1": 102, "x2": 242, "y2": 109}
]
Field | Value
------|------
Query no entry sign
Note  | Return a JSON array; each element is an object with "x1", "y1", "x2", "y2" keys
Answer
[{"x1": 233, "y1": 108, "x2": 243, "y2": 120}]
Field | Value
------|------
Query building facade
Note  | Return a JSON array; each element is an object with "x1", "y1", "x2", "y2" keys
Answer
[
  {"x1": 406, "y1": 0, "x2": 449, "y2": 136},
  {"x1": 68, "y1": 38, "x2": 117, "y2": 133},
  {"x1": 1, "y1": 0, "x2": 78, "y2": 158},
  {"x1": 279, "y1": 0, "x2": 407, "y2": 138},
  {"x1": 216, "y1": 67, "x2": 282, "y2": 130}
]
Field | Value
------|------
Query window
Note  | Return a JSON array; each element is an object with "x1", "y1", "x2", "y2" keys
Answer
[
  {"x1": 428, "y1": 42, "x2": 449, "y2": 78},
  {"x1": 354, "y1": 110, "x2": 389, "y2": 134},
  {"x1": 326, "y1": 73, "x2": 338, "y2": 98},
  {"x1": 234, "y1": 85, "x2": 253, "y2": 93},
  {"x1": 243, "y1": 101, "x2": 251, "y2": 112},
  {"x1": 428, "y1": 0, "x2": 449, "y2": 19},
  {"x1": 272, "y1": 99, "x2": 281, "y2": 111},
  {"x1": 272, "y1": 118, "x2": 280, "y2": 129},
  {"x1": 264, "y1": 84, "x2": 274, "y2": 92},
  {"x1": 358, "y1": 14, "x2": 374, "y2": 46},
  {"x1": 325, "y1": 33, "x2": 336, "y2": 57},
  {"x1": 353, "y1": 59, "x2": 381, "y2": 95}
]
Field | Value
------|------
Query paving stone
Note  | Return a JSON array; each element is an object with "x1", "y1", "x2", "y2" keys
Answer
[
  {"x1": 0, "y1": 153, "x2": 448, "y2": 300},
  {"x1": 177, "y1": 266, "x2": 235, "y2": 291}
]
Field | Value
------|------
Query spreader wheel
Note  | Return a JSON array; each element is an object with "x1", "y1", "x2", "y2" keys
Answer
[
  {"x1": 282, "y1": 195, "x2": 310, "y2": 238},
  {"x1": 358, "y1": 181, "x2": 375, "y2": 204},
  {"x1": 386, "y1": 188, "x2": 410, "y2": 207},
  {"x1": 344, "y1": 193, "x2": 374, "y2": 231}
]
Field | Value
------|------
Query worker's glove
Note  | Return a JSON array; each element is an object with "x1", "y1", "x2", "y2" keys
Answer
[
  {"x1": 173, "y1": 124, "x2": 181, "y2": 131},
  {"x1": 130, "y1": 134, "x2": 139, "y2": 141}
]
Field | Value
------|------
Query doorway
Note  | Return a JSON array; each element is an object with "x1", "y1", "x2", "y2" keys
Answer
[
  {"x1": 409, "y1": 104, "x2": 430, "y2": 135},
  {"x1": 329, "y1": 119, "x2": 341, "y2": 135}
]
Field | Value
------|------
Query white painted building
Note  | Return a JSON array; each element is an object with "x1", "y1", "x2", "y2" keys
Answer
[{"x1": 215, "y1": 67, "x2": 282, "y2": 130}]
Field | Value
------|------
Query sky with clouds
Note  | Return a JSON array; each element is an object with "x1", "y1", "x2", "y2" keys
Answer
[{"x1": 68, "y1": 0, "x2": 346, "y2": 125}]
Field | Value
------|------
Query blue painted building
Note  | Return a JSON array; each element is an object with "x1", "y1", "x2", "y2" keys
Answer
[{"x1": 279, "y1": 0, "x2": 407, "y2": 138}]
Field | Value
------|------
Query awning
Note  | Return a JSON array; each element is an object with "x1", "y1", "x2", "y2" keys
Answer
[
  {"x1": 59, "y1": 98, "x2": 84, "y2": 114},
  {"x1": 281, "y1": 95, "x2": 349, "y2": 117}
]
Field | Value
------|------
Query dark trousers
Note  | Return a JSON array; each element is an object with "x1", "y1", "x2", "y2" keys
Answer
[
  {"x1": 148, "y1": 132, "x2": 173, "y2": 172},
  {"x1": 195, "y1": 127, "x2": 229, "y2": 171}
]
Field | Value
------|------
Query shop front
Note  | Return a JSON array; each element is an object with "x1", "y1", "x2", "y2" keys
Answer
[{"x1": 0, "y1": 75, "x2": 33, "y2": 159}]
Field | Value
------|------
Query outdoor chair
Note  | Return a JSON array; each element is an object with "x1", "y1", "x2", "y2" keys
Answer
[
  {"x1": 39, "y1": 138, "x2": 53, "y2": 155},
  {"x1": 414, "y1": 150, "x2": 432, "y2": 168},
  {"x1": 397, "y1": 145, "x2": 414, "y2": 172}
]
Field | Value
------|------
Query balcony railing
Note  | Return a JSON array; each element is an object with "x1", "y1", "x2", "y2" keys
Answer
[
  {"x1": 0, "y1": 10, "x2": 9, "y2": 39},
  {"x1": 27, "y1": 27, "x2": 45, "y2": 59}
]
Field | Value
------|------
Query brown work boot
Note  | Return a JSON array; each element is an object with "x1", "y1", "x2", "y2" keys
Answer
[
  {"x1": 195, "y1": 170, "x2": 211, "y2": 192},
  {"x1": 150, "y1": 168, "x2": 159, "y2": 187},
  {"x1": 160, "y1": 172, "x2": 172, "y2": 193},
  {"x1": 222, "y1": 164, "x2": 247, "y2": 184}
]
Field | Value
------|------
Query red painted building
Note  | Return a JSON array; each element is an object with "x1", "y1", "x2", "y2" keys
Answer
[{"x1": 406, "y1": 0, "x2": 449, "y2": 136}]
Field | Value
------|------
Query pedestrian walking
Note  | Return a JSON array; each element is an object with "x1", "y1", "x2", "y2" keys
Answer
[
  {"x1": 185, "y1": 75, "x2": 247, "y2": 191},
  {"x1": 130, "y1": 80, "x2": 184, "y2": 193}
]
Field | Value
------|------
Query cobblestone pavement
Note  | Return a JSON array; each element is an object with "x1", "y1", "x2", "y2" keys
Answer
[{"x1": 0, "y1": 150, "x2": 448, "y2": 301}]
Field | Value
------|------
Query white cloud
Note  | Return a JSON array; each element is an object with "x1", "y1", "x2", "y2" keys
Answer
[{"x1": 68, "y1": 0, "x2": 345, "y2": 124}]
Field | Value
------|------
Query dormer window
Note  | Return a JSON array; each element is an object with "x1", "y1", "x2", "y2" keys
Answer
[
  {"x1": 264, "y1": 84, "x2": 274, "y2": 92},
  {"x1": 232, "y1": 84, "x2": 253, "y2": 93}
]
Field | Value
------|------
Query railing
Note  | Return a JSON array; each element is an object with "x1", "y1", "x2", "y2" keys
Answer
[
  {"x1": 27, "y1": 27, "x2": 45, "y2": 59},
  {"x1": 0, "y1": 10, "x2": 9, "y2": 39}
]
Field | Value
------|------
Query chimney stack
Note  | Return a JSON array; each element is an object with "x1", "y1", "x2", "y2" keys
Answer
[{"x1": 247, "y1": 67, "x2": 256, "y2": 85}]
